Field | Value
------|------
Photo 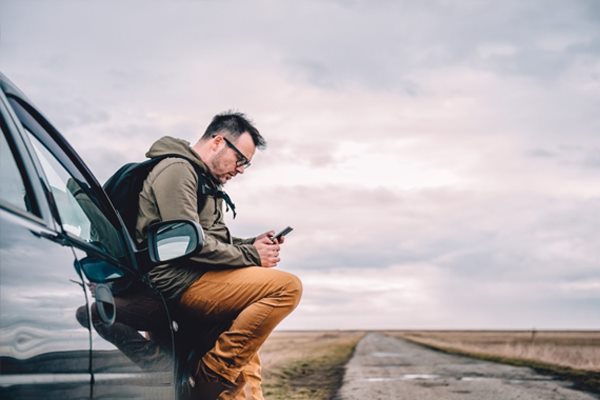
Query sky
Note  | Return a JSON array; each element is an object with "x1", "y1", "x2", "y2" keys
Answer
[{"x1": 1, "y1": 0, "x2": 599, "y2": 330}]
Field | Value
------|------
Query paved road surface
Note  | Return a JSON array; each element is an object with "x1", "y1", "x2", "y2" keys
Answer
[{"x1": 336, "y1": 333, "x2": 598, "y2": 400}]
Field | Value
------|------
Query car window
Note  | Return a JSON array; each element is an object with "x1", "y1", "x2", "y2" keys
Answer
[
  {"x1": 0, "y1": 130, "x2": 36, "y2": 215},
  {"x1": 26, "y1": 132, "x2": 127, "y2": 260},
  {"x1": 6, "y1": 97, "x2": 127, "y2": 262}
]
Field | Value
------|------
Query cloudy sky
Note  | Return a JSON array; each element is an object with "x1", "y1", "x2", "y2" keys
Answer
[{"x1": 2, "y1": 0, "x2": 599, "y2": 330}]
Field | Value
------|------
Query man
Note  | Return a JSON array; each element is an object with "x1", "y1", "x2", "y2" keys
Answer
[{"x1": 135, "y1": 112, "x2": 302, "y2": 400}]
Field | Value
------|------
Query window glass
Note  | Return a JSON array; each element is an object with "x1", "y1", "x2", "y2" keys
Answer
[
  {"x1": 27, "y1": 132, "x2": 126, "y2": 261},
  {"x1": 0, "y1": 131, "x2": 35, "y2": 214}
]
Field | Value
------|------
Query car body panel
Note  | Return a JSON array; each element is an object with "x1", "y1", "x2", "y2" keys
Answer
[
  {"x1": 0, "y1": 209, "x2": 92, "y2": 399},
  {"x1": 0, "y1": 72, "x2": 177, "y2": 399}
]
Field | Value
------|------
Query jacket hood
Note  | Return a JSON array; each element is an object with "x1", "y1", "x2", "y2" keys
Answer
[{"x1": 146, "y1": 136, "x2": 208, "y2": 172}]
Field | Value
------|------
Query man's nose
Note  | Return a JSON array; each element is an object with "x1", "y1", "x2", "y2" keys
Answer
[{"x1": 236, "y1": 165, "x2": 246, "y2": 174}]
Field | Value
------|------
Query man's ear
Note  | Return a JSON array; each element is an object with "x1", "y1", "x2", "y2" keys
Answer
[{"x1": 210, "y1": 134, "x2": 224, "y2": 150}]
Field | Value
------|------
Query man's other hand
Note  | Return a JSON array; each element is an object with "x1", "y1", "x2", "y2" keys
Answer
[{"x1": 254, "y1": 231, "x2": 281, "y2": 267}]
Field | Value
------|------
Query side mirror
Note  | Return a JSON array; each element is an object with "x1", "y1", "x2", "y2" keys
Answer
[{"x1": 147, "y1": 220, "x2": 204, "y2": 264}]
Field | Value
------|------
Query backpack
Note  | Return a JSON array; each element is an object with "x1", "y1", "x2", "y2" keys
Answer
[{"x1": 103, "y1": 154, "x2": 236, "y2": 240}]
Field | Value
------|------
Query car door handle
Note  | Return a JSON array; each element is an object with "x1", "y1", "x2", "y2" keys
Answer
[{"x1": 94, "y1": 284, "x2": 116, "y2": 326}]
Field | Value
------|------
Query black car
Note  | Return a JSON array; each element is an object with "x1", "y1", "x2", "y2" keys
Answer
[{"x1": 0, "y1": 72, "x2": 205, "y2": 399}]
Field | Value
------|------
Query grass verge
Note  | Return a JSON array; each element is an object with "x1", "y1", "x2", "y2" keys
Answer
[
  {"x1": 262, "y1": 333, "x2": 363, "y2": 400},
  {"x1": 398, "y1": 334, "x2": 600, "y2": 395}
]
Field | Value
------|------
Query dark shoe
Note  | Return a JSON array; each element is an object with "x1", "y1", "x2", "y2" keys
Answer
[{"x1": 186, "y1": 360, "x2": 236, "y2": 400}]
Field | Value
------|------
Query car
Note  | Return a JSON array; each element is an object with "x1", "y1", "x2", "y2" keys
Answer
[{"x1": 0, "y1": 72, "x2": 205, "y2": 399}]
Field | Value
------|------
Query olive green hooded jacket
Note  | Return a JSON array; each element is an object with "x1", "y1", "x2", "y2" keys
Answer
[{"x1": 136, "y1": 136, "x2": 261, "y2": 300}]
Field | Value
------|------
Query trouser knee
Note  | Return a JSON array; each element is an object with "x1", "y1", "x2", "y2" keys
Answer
[{"x1": 282, "y1": 272, "x2": 303, "y2": 310}]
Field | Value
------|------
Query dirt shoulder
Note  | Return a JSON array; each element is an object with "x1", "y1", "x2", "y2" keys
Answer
[{"x1": 259, "y1": 331, "x2": 365, "y2": 400}]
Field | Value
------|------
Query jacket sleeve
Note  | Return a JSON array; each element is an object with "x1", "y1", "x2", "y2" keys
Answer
[
  {"x1": 232, "y1": 236, "x2": 256, "y2": 245},
  {"x1": 151, "y1": 161, "x2": 261, "y2": 267}
]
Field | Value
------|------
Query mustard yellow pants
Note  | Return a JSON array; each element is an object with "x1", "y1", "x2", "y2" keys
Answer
[
  {"x1": 179, "y1": 267, "x2": 302, "y2": 399},
  {"x1": 223, "y1": 352, "x2": 263, "y2": 400}
]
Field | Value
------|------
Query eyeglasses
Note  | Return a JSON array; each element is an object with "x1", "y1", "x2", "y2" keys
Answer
[{"x1": 221, "y1": 136, "x2": 251, "y2": 169}]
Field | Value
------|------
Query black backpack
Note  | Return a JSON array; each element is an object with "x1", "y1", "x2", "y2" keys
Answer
[{"x1": 103, "y1": 154, "x2": 236, "y2": 239}]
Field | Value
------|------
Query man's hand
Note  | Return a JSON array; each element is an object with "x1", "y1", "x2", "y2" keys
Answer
[
  {"x1": 255, "y1": 230, "x2": 286, "y2": 244},
  {"x1": 254, "y1": 231, "x2": 281, "y2": 268}
]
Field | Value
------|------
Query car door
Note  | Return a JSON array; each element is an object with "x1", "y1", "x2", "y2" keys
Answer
[
  {"x1": 3, "y1": 82, "x2": 177, "y2": 399},
  {"x1": 0, "y1": 85, "x2": 92, "y2": 399}
]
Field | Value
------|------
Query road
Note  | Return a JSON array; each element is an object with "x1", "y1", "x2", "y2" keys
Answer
[{"x1": 336, "y1": 333, "x2": 598, "y2": 400}]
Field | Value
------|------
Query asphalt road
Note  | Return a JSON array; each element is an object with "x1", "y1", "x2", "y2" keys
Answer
[{"x1": 336, "y1": 332, "x2": 598, "y2": 400}]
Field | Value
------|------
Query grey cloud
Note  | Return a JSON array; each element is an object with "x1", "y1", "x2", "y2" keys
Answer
[
  {"x1": 271, "y1": 0, "x2": 600, "y2": 90},
  {"x1": 257, "y1": 139, "x2": 342, "y2": 169},
  {"x1": 4, "y1": 0, "x2": 599, "y2": 94},
  {"x1": 306, "y1": 153, "x2": 337, "y2": 167},
  {"x1": 526, "y1": 146, "x2": 600, "y2": 170},
  {"x1": 527, "y1": 148, "x2": 557, "y2": 158},
  {"x1": 479, "y1": 49, "x2": 571, "y2": 81},
  {"x1": 292, "y1": 263, "x2": 600, "y2": 329},
  {"x1": 40, "y1": 98, "x2": 110, "y2": 131},
  {"x1": 81, "y1": 148, "x2": 131, "y2": 183},
  {"x1": 73, "y1": 125, "x2": 184, "y2": 181},
  {"x1": 108, "y1": 68, "x2": 170, "y2": 85},
  {"x1": 287, "y1": 59, "x2": 338, "y2": 90},
  {"x1": 583, "y1": 148, "x2": 600, "y2": 168},
  {"x1": 234, "y1": 184, "x2": 600, "y2": 288},
  {"x1": 558, "y1": 144, "x2": 585, "y2": 152}
]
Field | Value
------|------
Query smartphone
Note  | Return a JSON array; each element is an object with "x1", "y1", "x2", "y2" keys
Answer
[{"x1": 273, "y1": 226, "x2": 294, "y2": 242}]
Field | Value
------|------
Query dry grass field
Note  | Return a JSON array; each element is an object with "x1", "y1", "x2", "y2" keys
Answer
[
  {"x1": 387, "y1": 330, "x2": 600, "y2": 392},
  {"x1": 258, "y1": 331, "x2": 365, "y2": 400},
  {"x1": 388, "y1": 330, "x2": 600, "y2": 371}
]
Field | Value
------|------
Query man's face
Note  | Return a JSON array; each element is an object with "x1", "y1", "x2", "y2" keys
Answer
[{"x1": 208, "y1": 132, "x2": 256, "y2": 184}]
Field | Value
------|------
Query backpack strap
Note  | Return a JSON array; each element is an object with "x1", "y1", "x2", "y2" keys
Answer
[
  {"x1": 156, "y1": 154, "x2": 237, "y2": 219},
  {"x1": 198, "y1": 181, "x2": 237, "y2": 219}
]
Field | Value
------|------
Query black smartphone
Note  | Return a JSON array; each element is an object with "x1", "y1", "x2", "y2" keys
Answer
[{"x1": 273, "y1": 226, "x2": 294, "y2": 241}]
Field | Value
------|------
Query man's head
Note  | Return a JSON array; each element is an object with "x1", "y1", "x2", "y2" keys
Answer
[{"x1": 193, "y1": 112, "x2": 266, "y2": 184}]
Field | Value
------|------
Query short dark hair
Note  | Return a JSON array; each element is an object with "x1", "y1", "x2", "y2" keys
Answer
[{"x1": 202, "y1": 111, "x2": 266, "y2": 149}]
